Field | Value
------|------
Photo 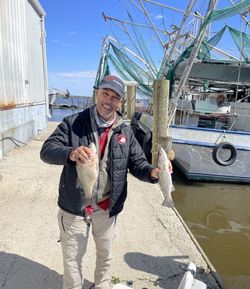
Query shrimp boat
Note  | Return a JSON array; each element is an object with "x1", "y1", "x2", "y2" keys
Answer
[{"x1": 97, "y1": 0, "x2": 250, "y2": 182}]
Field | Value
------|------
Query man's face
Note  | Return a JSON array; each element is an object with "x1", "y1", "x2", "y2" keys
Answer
[
  {"x1": 217, "y1": 95, "x2": 225, "y2": 105},
  {"x1": 96, "y1": 88, "x2": 122, "y2": 121}
]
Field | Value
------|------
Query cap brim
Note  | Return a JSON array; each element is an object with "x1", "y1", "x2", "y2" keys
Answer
[{"x1": 98, "y1": 84, "x2": 124, "y2": 98}]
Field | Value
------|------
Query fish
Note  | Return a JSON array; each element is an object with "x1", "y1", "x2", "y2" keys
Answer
[
  {"x1": 76, "y1": 143, "x2": 99, "y2": 199},
  {"x1": 157, "y1": 147, "x2": 175, "y2": 208}
]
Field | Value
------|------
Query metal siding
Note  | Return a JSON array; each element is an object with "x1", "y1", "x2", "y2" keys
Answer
[
  {"x1": 0, "y1": 0, "x2": 48, "y2": 159},
  {"x1": 26, "y1": 0, "x2": 45, "y2": 103},
  {"x1": 0, "y1": 0, "x2": 47, "y2": 108},
  {"x1": 0, "y1": 0, "x2": 27, "y2": 108}
]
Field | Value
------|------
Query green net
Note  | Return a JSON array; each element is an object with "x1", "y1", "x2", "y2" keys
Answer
[
  {"x1": 172, "y1": 23, "x2": 250, "y2": 71},
  {"x1": 108, "y1": 50, "x2": 153, "y2": 96},
  {"x1": 96, "y1": 0, "x2": 250, "y2": 98},
  {"x1": 228, "y1": 26, "x2": 250, "y2": 61},
  {"x1": 127, "y1": 12, "x2": 158, "y2": 77},
  {"x1": 164, "y1": 0, "x2": 250, "y2": 90},
  {"x1": 111, "y1": 43, "x2": 154, "y2": 83},
  {"x1": 94, "y1": 42, "x2": 111, "y2": 88},
  {"x1": 201, "y1": 0, "x2": 250, "y2": 30},
  {"x1": 110, "y1": 43, "x2": 154, "y2": 96},
  {"x1": 199, "y1": 25, "x2": 228, "y2": 60}
]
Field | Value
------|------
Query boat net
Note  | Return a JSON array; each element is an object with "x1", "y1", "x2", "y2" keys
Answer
[{"x1": 95, "y1": 0, "x2": 250, "y2": 99}]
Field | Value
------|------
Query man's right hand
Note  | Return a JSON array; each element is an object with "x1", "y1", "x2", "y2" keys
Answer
[{"x1": 69, "y1": 146, "x2": 95, "y2": 165}]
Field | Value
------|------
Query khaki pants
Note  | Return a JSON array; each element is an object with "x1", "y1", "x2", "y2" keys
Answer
[{"x1": 58, "y1": 208, "x2": 116, "y2": 289}]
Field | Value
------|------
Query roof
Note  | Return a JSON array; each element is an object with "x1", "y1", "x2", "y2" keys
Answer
[
  {"x1": 175, "y1": 60, "x2": 250, "y2": 89},
  {"x1": 30, "y1": 0, "x2": 46, "y2": 17}
]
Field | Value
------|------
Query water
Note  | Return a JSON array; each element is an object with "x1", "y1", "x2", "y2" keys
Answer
[
  {"x1": 49, "y1": 97, "x2": 92, "y2": 122},
  {"x1": 49, "y1": 107, "x2": 83, "y2": 122},
  {"x1": 50, "y1": 107, "x2": 250, "y2": 289},
  {"x1": 173, "y1": 174, "x2": 250, "y2": 289}
]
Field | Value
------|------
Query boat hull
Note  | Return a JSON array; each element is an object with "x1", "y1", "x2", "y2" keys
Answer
[
  {"x1": 173, "y1": 142, "x2": 250, "y2": 182},
  {"x1": 130, "y1": 113, "x2": 250, "y2": 183},
  {"x1": 170, "y1": 126, "x2": 250, "y2": 183}
]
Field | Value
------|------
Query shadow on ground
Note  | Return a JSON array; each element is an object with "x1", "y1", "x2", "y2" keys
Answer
[
  {"x1": 124, "y1": 252, "x2": 213, "y2": 289},
  {"x1": 0, "y1": 252, "x2": 62, "y2": 289},
  {"x1": 0, "y1": 252, "x2": 95, "y2": 289}
]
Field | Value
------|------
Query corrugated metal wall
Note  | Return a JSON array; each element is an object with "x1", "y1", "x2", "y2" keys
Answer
[
  {"x1": 0, "y1": 0, "x2": 48, "y2": 158},
  {"x1": 0, "y1": 0, "x2": 47, "y2": 108},
  {"x1": 0, "y1": 0, "x2": 27, "y2": 108},
  {"x1": 26, "y1": 0, "x2": 47, "y2": 103}
]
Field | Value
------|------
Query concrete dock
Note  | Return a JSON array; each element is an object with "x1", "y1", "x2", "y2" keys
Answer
[{"x1": 0, "y1": 122, "x2": 222, "y2": 289}]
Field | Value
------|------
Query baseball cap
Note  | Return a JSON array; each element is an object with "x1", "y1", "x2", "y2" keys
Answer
[{"x1": 98, "y1": 75, "x2": 125, "y2": 98}]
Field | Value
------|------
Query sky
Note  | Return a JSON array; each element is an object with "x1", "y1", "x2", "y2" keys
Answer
[
  {"x1": 39, "y1": 0, "x2": 125, "y2": 97},
  {"x1": 39, "y1": 0, "x2": 249, "y2": 97}
]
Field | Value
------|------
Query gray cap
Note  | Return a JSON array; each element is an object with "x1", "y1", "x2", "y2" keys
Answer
[{"x1": 98, "y1": 75, "x2": 125, "y2": 98}]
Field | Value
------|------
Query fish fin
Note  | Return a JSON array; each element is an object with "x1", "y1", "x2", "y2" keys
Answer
[{"x1": 162, "y1": 197, "x2": 174, "y2": 208}]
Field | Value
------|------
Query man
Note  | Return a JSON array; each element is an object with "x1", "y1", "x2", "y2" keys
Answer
[
  {"x1": 216, "y1": 94, "x2": 231, "y2": 113},
  {"x1": 40, "y1": 75, "x2": 172, "y2": 289}
]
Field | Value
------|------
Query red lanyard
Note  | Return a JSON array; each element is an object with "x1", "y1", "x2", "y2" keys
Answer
[{"x1": 99, "y1": 127, "x2": 111, "y2": 159}]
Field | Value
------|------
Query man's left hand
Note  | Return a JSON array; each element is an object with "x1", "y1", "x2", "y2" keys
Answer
[{"x1": 150, "y1": 160, "x2": 173, "y2": 180}]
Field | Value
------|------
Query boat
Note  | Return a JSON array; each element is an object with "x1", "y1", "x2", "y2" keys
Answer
[
  {"x1": 131, "y1": 96, "x2": 250, "y2": 183},
  {"x1": 97, "y1": 0, "x2": 250, "y2": 183},
  {"x1": 168, "y1": 90, "x2": 250, "y2": 182},
  {"x1": 131, "y1": 57, "x2": 250, "y2": 182}
]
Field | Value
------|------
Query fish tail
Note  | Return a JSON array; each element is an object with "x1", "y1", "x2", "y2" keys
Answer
[{"x1": 162, "y1": 197, "x2": 174, "y2": 208}]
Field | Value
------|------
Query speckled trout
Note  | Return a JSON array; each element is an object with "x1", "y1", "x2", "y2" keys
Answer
[
  {"x1": 76, "y1": 143, "x2": 98, "y2": 199},
  {"x1": 158, "y1": 147, "x2": 175, "y2": 208}
]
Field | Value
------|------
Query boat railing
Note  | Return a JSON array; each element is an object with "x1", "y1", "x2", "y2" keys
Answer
[{"x1": 172, "y1": 104, "x2": 250, "y2": 132}]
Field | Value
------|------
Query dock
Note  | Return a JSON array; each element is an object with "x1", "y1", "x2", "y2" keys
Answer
[{"x1": 0, "y1": 122, "x2": 222, "y2": 289}]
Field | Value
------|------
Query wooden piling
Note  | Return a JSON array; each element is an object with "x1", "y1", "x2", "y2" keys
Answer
[
  {"x1": 151, "y1": 79, "x2": 171, "y2": 167},
  {"x1": 126, "y1": 83, "x2": 137, "y2": 120},
  {"x1": 92, "y1": 88, "x2": 97, "y2": 104}
]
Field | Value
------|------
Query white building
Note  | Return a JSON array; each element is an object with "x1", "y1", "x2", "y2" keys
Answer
[{"x1": 0, "y1": 0, "x2": 48, "y2": 158}]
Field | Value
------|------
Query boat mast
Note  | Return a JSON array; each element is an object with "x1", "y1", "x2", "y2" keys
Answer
[
  {"x1": 158, "y1": 0, "x2": 198, "y2": 78},
  {"x1": 167, "y1": 0, "x2": 198, "y2": 61},
  {"x1": 143, "y1": 0, "x2": 204, "y2": 20},
  {"x1": 168, "y1": 0, "x2": 218, "y2": 125},
  {"x1": 108, "y1": 35, "x2": 156, "y2": 73},
  {"x1": 102, "y1": 14, "x2": 160, "y2": 77},
  {"x1": 102, "y1": 12, "x2": 168, "y2": 33},
  {"x1": 137, "y1": 0, "x2": 165, "y2": 48},
  {"x1": 227, "y1": 0, "x2": 250, "y2": 26},
  {"x1": 188, "y1": 34, "x2": 240, "y2": 61}
]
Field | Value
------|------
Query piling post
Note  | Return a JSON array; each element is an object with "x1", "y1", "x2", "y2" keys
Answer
[
  {"x1": 92, "y1": 88, "x2": 97, "y2": 104},
  {"x1": 126, "y1": 82, "x2": 137, "y2": 120},
  {"x1": 121, "y1": 87, "x2": 127, "y2": 116},
  {"x1": 151, "y1": 79, "x2": 171, "y2": 167},
  {"x1": 121, "y1": 94, "x2": 127, "y2": 116}
]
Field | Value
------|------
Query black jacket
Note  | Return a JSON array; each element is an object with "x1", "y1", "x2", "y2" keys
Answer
[{"x1": 40, "y1": 107, "x2": 154, "y2": 217}]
